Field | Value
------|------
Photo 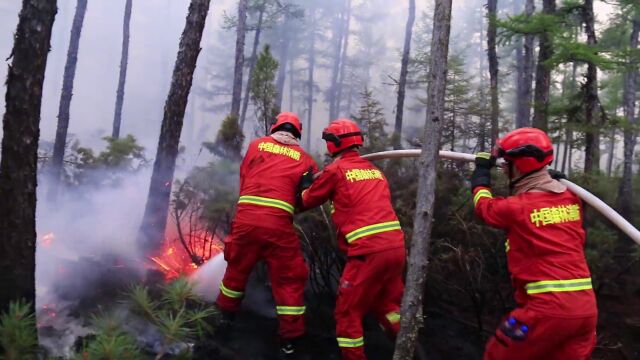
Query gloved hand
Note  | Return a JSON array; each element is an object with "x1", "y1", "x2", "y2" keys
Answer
[
  {"x1": 471, "y1": 152, "x2": 496, "y2": 190},
  {"x1": 298, "y1": 166, "x2": 315, "y2": 191},
  {"x1": 548, "y1": 169, "x2": 567, "y2": 180}
]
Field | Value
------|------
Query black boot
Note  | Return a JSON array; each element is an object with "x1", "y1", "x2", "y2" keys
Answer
[
  {"x1": 211, "y1": 305, "x2": 235, "y2": 341},
  {"x1": 279, "y1": 336, "x2": 304, "y2": 359}
]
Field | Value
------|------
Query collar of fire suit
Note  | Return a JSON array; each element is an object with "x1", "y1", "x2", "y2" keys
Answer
[
  {"x1": 335, "y1": 149, "x2": 359, "y2": 161},
  {"x1": 512, "y1": 167, "x2": 566, "y2": 195}
]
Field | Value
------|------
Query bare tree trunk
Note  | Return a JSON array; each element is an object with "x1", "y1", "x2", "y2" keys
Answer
[
  {"x1": 139, "y1": 0, "x2": 211, "y2": 252},
  {"x1": 288, "y1": 55, "x2": 295, "y2": 110},
  {"x1": 606, "y1": 127, "x2": 615, "y2": 177},
  {"x1": 306, "y1": 6, "x2": 316, "y2": 150},
  {"x1": 393, "y1": 0, "x2": 452, "y2": 358},
  {"x1": 487, "y1": 0, "x2": 499, "y2": 148},
  {"x1": 393, "y1": 0, "x2": 416, "y2": 150},
  {"x1": 335, "y1": 0, "x2": 351, "y2": 117},
  {"x1": 275, "y1": 12, "x2": 290, "y2": 110},
  {"x1": 328, "y1": 0, "x2": 346, "y2": 121},
  {"x1": 230, "y1": 0, "x2": 247, "y2": 118},
  {"x1": 49, "y1": 0, "x2": 87, "y2": 201},
  {"x1": 0, "y1": 0, "x2": 57, "y2": 311},
  {"x1": 516, "y1": 0, "x2": 534, "y2": 128},
  {"x1": 239, "y1": 2, "x2": 265, "y2": 131},
  {"x1": 561, "y1": 126, "x2": 570, "y2": 173},
  {"x1": 618, "y1": 16, "x2": 639, "y2": 220},
  {"x1": 582, "y1": 0, "x2": 601, "y2": 174},
  {"x1": 112, "y1": 0, "x2": 132, "y2": 139},
  {"x1": 532, "y1": 0, "x2": 555, "y2": 131}
]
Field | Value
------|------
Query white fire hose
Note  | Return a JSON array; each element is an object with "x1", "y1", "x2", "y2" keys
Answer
[{"x1": 362, "y1": 149, "x2": 640, "y2": 246}]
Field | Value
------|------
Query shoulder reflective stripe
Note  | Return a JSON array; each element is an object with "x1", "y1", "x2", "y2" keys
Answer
[
  {"x1": 276, "y1": 305, "x2": 306, "y2": 315},
  {"x1": 337, "y1": 336, "x2": 364, "y2": 348},
  {"x1": 345, "y1": 221, "x2": 401, "y2": 243},
  {"x1": 238, "y1": 195, "x2": 294, "y2": 214},
  {"x1": 385, "y1": 311, "x2": 401, "y2": 324},
  {"x1": 505, "y1": 239, "x2": 510, "y2": 252},
  {"x1": 220, "y1": 282, "x2": 243, "y2": 298},
  {"x1": 525, "y1": 277, "x2": 592, "y2": 294},
  {"x1": 473, "y1": 189, "x2": 493, "y2": 206}
]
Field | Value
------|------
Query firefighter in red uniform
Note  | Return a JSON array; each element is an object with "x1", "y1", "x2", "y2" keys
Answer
[
  {"x1": 298, "y1": 119, "x2": 406, "y2": 360},
  {"x1": 471, "y1": 128, "x2": 597, "y2": 360},
  {"x1": 215, "y1": 112, "x2": 318, "y2": 357}
]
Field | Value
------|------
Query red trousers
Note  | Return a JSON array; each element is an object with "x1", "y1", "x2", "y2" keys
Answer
[
  {"x1": 215, "y1": 222, "x2": 308, "y2": 339},
  {"x1": 484, "y1": 307, "x2": 597, "y2": 360},
  {"x1": 335, "y1": 247, "x2": 405, "y2": 360}
]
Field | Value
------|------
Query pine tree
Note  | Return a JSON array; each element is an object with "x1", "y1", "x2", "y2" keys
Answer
[
  {"x1": 352, "y1": 88, "x2": 388, "y2": 153},
  {"x1": 250, "y1": 45, "x2": 279, "y2": 136}
]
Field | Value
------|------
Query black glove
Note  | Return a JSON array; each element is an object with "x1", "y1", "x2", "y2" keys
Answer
[
  {"x1": 548, "y1": 169, "x2": 567, "y2": 180},
  {"x1": 298, "y1": 166, "x2": 315, "y2": 191},
  {"x1": 471, "y1": 152, "x2": 496, "y2": 190}
]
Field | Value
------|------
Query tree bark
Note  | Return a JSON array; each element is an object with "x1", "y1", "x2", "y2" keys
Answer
[
  {"x1": 335, "y1": 0, "x2": 351, "y2": 117},
  {"x1": 230, "y1": 0, "x2": 247, "y2": 118},
  {"x1": 487, "y1": 0, "x2": 499, "y2": 148},
  {"x1": 275, "y1": 12, "x2": 290, "y2": 110},
  {"x1": 532, "y1": 0, "x2": 555, "y2": 131},
  {"x1": 306, "y1": 6, "x2": 316, "y2": 150},
  {"x1": 112, "y1": 0, "x2": 133, "y2": 139},
  {"x1": 515, "y1": 0, "x2": 534, "y2": 128},
  {"x1": 49, "y1": 0, "x2": 87, "y2": 200},
  {"x1": 139, "y1": 0, "x2": 211, "y2": 252},
  {"x1": 393, "y1": 0, "x2": 452, "y2": 358},
  {"x1": 328, "y1": 0, "x2": 346, "y2": 121},
  {"x1": 582, "y1": 0, "x2": 601, "y2": 174},
  {"x1": 392, "y1": 0, "x2": 416, "y2": 150},
  {"x1": 0, "y1": 0, "x2": 57, "y2": 311},
  {"x1": 606, "y1": 127, "x2": 615, "y2": 177},
  {"x1": 618, "y1": 16, "x2": 639, "y2": 220},
  {"x1": 239, "y1": 1, "x2": 265, "y2": 131}
]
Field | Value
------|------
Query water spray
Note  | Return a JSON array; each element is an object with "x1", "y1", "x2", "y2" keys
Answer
[{"x1": 361, "y1": 149, "x2": 640, "y2": 246}]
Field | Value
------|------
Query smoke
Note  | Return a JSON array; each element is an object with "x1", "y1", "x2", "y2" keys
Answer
[{"x1": 35, "y1": 169, "x2": 152, "y2": 355}]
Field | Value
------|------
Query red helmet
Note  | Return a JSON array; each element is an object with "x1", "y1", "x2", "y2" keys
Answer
[
  {"x1": 322, "y1": 119, "x2": 364, "y2": 155},
  {"x1": 270, "y1": 112, "x2": 302, "y2": 138},
  {"x1": 494, "y1": 127, "x2": 554, "y2": 173}
]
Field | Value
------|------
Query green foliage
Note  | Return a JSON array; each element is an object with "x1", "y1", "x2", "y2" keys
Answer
[
  {"x1": 207, "y1": 115, "x2": 244, "y2": 162},
  {"x1": 63, "y1": 135, "x2": 148, "y2": 187},
  {"x1": 352, "y1": 88, "x2": 389, "y2": 153},
  {"x1": 127, "y1": 277, "x2": 216, "y2": 354},
  {"x1": 76, "y1": 312, "x2": 141, "y2": 360},
  {"x1": 0, "y1": 300, "x2": 37, "y2": 360},
  {"x1": 250, "y1": 44, "x2": 279, "y2": 136}
]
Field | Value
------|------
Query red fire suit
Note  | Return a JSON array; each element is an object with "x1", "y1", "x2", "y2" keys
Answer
[
  {"x1": 216, "y1": 135, "x2": 317, "y2": 340},
  {"x1": 473, "y1": 186, "x2": 597, "y2": 360},
  {"x1": 300, "y1": 150, "x2": 406, "y2": 360}
]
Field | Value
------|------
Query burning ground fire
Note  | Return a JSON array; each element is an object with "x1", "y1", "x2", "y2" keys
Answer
[{"x1": 149, "y1": 228, "x2": 224, "y2": 280}]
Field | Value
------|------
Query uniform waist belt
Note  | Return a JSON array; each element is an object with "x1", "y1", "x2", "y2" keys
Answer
[
  {"x1": 525, "y1": 277, "x2": 592, "y2": 294},
  {"x1": 238, "y1": 195, "x2": 294, "y2": 215},
  {"x1": 345, "y1": 221, "x2": 401, "y2": 243}
]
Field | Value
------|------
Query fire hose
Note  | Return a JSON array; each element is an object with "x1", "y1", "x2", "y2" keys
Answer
[{"x1": 361, "y1": 149, "x2": 640, "y2": 246}]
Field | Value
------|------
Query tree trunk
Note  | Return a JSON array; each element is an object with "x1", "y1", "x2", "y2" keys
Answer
[
  {"x1": 49, "y1": 0, "x2": 87, "y2": 200},
  {"x1": 230, "y1": 0, "x2": 248, "y2": 118},
  {"x1": 487, "y1": 0, "x2": 499, "y2": 148},
  {"x1": 0, "y1": 0, "x2": 57, "y2": 311},
  {"x1": 335, "y1": 0, "x2": 351, "y2": 117},
  {"x1": 306, "y1": 6, "x2": 316, "y2": 150},
  {"x1": 392, "y1": 0, "x2": 416, "y2": 150},
  {"x1": 139, "y1": 0, "x2": 211, "y2": 252},
  {"x1": 275, "y1": 13, "x2": 290, "y2": 110},
  {"x1": 582, "y1": 0, "x2": 601, "y2": 174},
  {"x1": 516, "y1": 0, "x2": 534, "y2": 128},
  {"x1": 532, "y1": 0, "x2": 555, "y2": 131},
  {"x1": 288, "y1": 55, "x2": 295, "y2": 110},
  {"x1": 112, "y1": 0, "x2": 132, "y2": 139},
  {"x1": 606, "y1": 126, "x2": 615, "y2": 177},
  {"x1": 328, "y1": 1, "x2": 346, "y2": 121},
  {"x1": 393, "y1": 0, "x2": 452, "y2": 358},
  {"x1": 239, "y1": 2, "x2": 265, "y2": 131},
  {"x1": 618, "y1": 16, "x2": 639, "y2": 220}
]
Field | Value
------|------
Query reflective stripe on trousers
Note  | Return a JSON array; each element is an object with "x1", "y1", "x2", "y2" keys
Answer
[
  {"x1": 337, "y1": 336, "x2": 364, "y2": 348},
  {"x1": 237, "y1": 195, "x2": 295, "y2": 214},
  {"x1": 525, "y1": 277, "x2": 592, "y2": 294},
  {"x1": 276, "y1": 305, "x2": 306, "y2": 315},
  {"x1": 345, "y1": 221, "x2": 401, "y2": 243}
]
